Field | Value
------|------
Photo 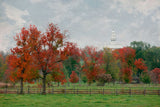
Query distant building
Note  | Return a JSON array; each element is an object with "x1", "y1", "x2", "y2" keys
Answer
[{"x1": 106, "y1": 30, "x2": 123, "y2": 50}]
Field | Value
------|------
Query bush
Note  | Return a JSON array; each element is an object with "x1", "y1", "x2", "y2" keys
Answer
[
  {"x1": 140, "y1": 72, "x2": 151, "y2": 84},
  {"x1": 69, "y1": 71, "x2": 79, "y2": 83},
  {"x1": 82, "y1": 76, "x2": 87, "y2": 83},
  {"x1": 150, "y1": 68, "x2": 160, "y2": 84},
  {"x1": 95, "y1": 74, "x2": 112, "y2": 86}
]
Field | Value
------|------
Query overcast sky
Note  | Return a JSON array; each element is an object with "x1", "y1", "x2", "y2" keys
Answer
[{"x1": 0, "y1": 0, "x2": 160, "y2": 52}]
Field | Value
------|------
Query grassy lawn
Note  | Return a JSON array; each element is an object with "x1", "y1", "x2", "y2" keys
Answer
[
  {"x1": 0, "y1": 94, "x2": 160, "y2": 107},
  {"x1": 13, "y1": 82, "x2": 160, "y2": 90},
  {"x1": 52, "y1": 83, "x2": 160, "y2": 90}
]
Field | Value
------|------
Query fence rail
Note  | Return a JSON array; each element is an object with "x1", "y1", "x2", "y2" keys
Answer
[{"x1": 0, "y1": 87, "x2": 160, "y2": 95}]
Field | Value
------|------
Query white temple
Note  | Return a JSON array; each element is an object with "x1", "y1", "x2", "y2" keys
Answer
[{"x1": 107, "y1": 30, "x2": 123, "y2": 49}]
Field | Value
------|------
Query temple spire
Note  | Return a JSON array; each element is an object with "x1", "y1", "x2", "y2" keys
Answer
[
  {"x1": 111, "y1": 30, "x2": 116, "y2": 41},
  {"x1": 105, "y1": 30, "x2": 122, "y2": 50}
]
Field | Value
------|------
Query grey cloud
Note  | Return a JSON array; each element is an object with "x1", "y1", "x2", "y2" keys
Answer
[{"x1": 0, "y1": 0, "x2": 160, "y2": 52}]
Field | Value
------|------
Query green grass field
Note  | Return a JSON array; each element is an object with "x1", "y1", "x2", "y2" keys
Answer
[
  {"x1": 15, "y1": 82, "x2": 160, "y2": 90},
  {"x1": 0, "y1": 94, "x2": 160, "y2": 107},
  {"x1": 53, "y1": 83, "x2": 160, "y2": 90}
]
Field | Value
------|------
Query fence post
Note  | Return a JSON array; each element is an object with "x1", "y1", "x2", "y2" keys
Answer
[
  {"x1": 90, "y1": 88, "x2": 91, "y2": 96},
  {"x1": 77, "y1": 88, "x2": 78, "y2": 95},
  {"x1": 116, "y1": 88, "x2": 118, "y2": 96},
  {"x1": 144, "y1": 88, "x2": 146, "y2": 96},
  {"x1": 5, "y1": 85, "x2": 7, "y2": 94},
  {"x1": 52, "y1": 87, "x2": 54, "y2": 94},
  {"x1": 17, "y1": 88, "x2": 19, "y2": 94},
  {"x1": 129, "y1": 88, "x2": 131, "y2": 96},
  {"x1": 65, "y1": 88, "x2": 66, "y2": 95},
  {"x1": 40, "y1": 87, "x2": 41, "y2": 94},
  {"x1": 28, "y1": 86, "x2": 30, "y2": 94},
  {"x1": 103, "y1": 88, "x2": 104, "y2": 95}
]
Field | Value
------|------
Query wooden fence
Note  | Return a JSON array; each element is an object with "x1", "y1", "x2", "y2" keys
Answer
[{"x1": 0, "y1": 87, "x2": 160, "y2": 96}]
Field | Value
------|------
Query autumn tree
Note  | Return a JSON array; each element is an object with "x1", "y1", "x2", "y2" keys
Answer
[
  {"x1": 134, "y1": 58, "x2": 148, "y2": 83},
  {"x1": 69, "y1": 71, "x2": 79, "y2": 83},
  {"x1": 134, "y1": 58, "x2": 147, "y2": 72},
  {"x1": 113, "y1": 47, "x2": 136, "y2": 83},
  {"x1": 7, "y1": 27, "x2": 39, "y2": 94},
  {"x1": 63, "y1": 45, "x2": 80, "y2": 85},
  {"x1": 150, "y1": 68, "x2": 160, "y2": 84},
  {"x1": 28, "y1": 23, "x2": 76, "y2": 94},
  {"x1": 103, "y1": 48, "x2": 120, "y2": 83},
  {"x1": 81, "y1": 46, "x2": 105, "y2": 85},
  {"x1": 130, "y1": 41, "x2": 160, "y2": 71},
  {"x1": 51, "y1": 63, "x2": 67, "y2": 86},
  {"x1": 122, "y1": 67, "x2": 132, "y2": 83}
]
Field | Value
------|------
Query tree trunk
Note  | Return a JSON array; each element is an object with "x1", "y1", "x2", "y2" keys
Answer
[
  {"x1": 79, "y1": 72, "x2": 81, "y2": 86},
  {"x1": 58, "y1": 82, "x2": 60, "y2": 87},
  {"x1": 42, "y1": 74, "x2": 46, "y2": 95},
  {"x1": 112, "y1": 80, "x2": 115, "y2": 86},
  {"x1": 88, "y1": 82, "x2": 91, "y2": 86},
  {"x1": 20, "y1": 78, "x2": 23, "y2": 94}
]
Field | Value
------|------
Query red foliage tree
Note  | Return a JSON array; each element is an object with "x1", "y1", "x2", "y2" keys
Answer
[
  {"x1": 113, "y1": 47, "x2": 135, "y2": 65},
  {"x1": 7, "y1": 27, "x2": 39, "y2": 94},
  {"x1": 51, "y1": 63, "x2": 67, "y2": 86},
  {"x1": 150, "y1": 68, "x2": 160, "y2": 84},
  {"x1": 69, "y1": 71, "x2": 79, "y2": 83},
  {"x1": 122, "y1": 67, "x2": 132, "y2": 83},
  {"x1": 81, "y1": 46, "x2": 105, "y2": 85},
  {"x1": 134, "y1": 58, "x2": 148, "y2": 81},
  {"x1": 28, "y1": 23, "x2": 76, "y2": 94},
  {"x1": 112, "y1": 47, "x2": 136, "y2": 83},
  {"x1": 134, "y1": 58, "x2": 147, "y2": 71}
]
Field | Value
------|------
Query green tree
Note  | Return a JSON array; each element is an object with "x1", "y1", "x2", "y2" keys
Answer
[
  {"x1": 63, "y1": 57, "x2": 78, "y2": 76},
  {"x1": 140, "y1": 72, "x2": 151, "y2": 84},
  {"x1": 130, "y1": 41, "x2": 150, "y2": 59},
  {"x1": 145, "y1": 47, "x2": 160, "y2": 70},
  {"x1": 0, "y1": 53, "x2": 4, "y2": 81},
  {"x1": 103, "y1": 48, "x2": 120, "y2": 83}
]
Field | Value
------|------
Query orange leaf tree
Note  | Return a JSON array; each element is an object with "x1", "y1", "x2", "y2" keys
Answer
[
  {"x1": 51, "y1": 63, "x2": 67, "y2": 86},
  {"x1": 69, "y1": 71, "x2": 79, "y2": 83},
  {"x1": 63, "y1": 45, "x2": 81, "y2": 85},
  {"x1": 134, "y1": 58, "x2": 147, "y2": 71},
  {"x1": 7, "y1": 27, "x2": 39, "y2": 94},
  {"x1": 81, "y1": 46, "x2": 105, "y2": 85},
  {"x1": 150, "y1": 68, "x2": 160, "y2": 84},
  {"x1": 134, "y1": 58, "x2": 148, "y2": 82},
  {"x1": 28, "y1": 23, "x2": 76, "y2": 94},
  {"x1": 113, "y1": 47, "x2": 136, "y2": 83}
]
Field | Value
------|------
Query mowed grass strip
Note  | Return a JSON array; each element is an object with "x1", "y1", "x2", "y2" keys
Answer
[{"x1": 0, "y1": 94, "x2": 160, "y2": 107}]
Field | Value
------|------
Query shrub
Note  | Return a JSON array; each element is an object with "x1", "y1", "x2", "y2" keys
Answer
[
  {"x1": 69, "y1": 71, "x2": 79, "y2": 83},
  {"x1": 150, "y1": 68, "x2": 160, "y2": 84},
  {"x1": 140, "y1": 72, "x2": 151, "y2": 84},
  {"x1": 95, "y1": 74, "x2": 112, "y2": 86}
]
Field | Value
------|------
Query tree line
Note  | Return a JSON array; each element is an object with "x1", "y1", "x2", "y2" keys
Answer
[{"x1": 0, "y1": 23, "x2": 160, "y2": 94}]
